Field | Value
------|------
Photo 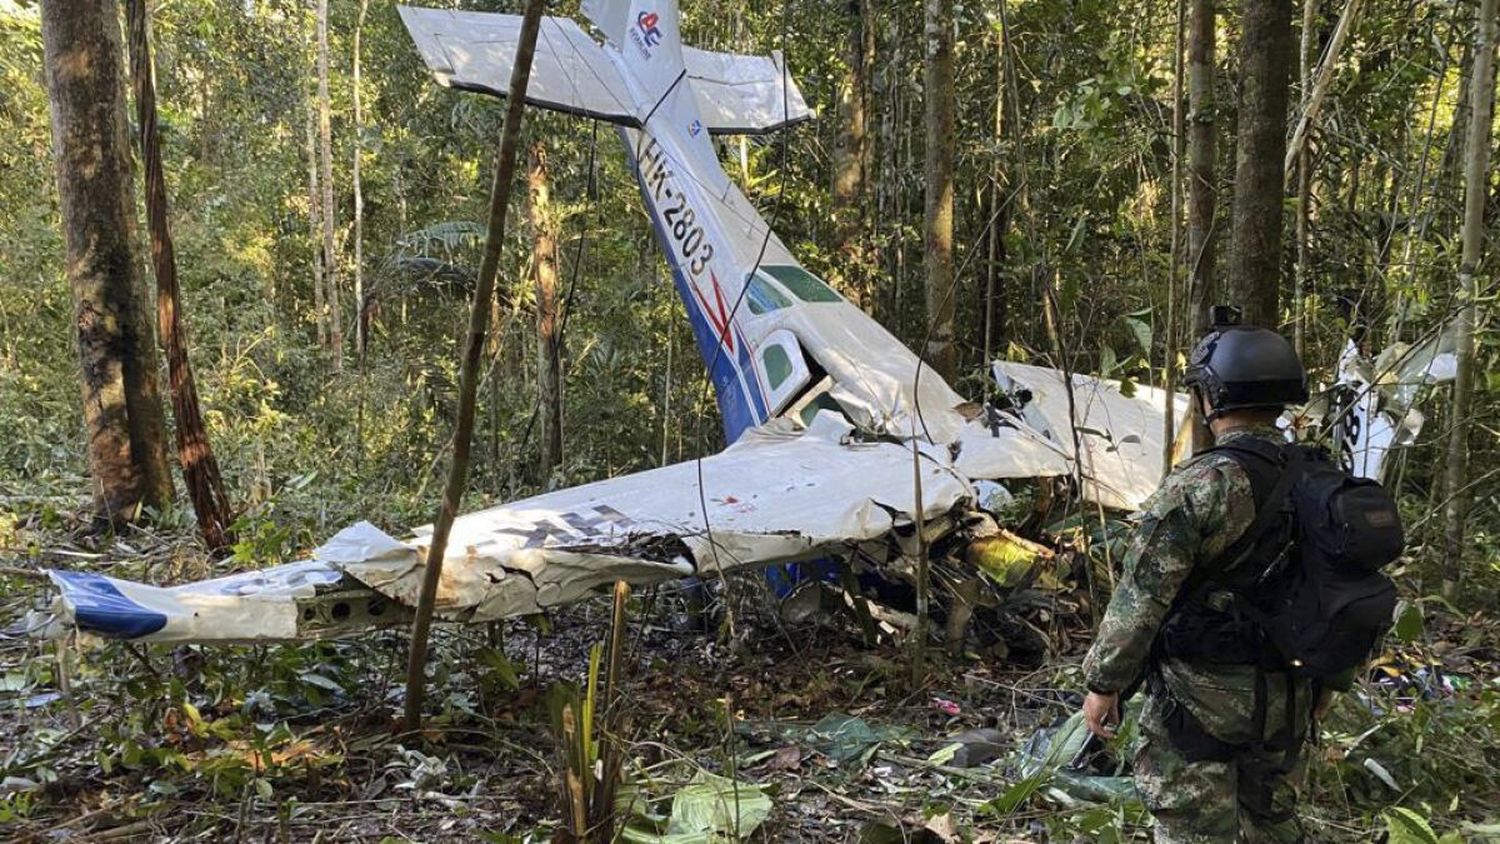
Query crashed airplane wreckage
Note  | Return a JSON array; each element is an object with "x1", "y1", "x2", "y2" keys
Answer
[{"x1": 30, "y1": 0, "x2": 1447, "y2": 646}]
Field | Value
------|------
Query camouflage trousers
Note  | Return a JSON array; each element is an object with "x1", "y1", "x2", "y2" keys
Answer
[{"x1": 1133, "y1": 692, "x2": 1305, "y2": 843}]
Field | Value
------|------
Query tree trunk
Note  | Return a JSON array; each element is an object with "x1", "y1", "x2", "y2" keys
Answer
[
  {"x1": 404, "y1": 0, "x2": 546, "y2": 732},
  {"x1": 859, "y1": 0, "x2": 876, "y2": 212},
  {"x1": 528, "y1": 140, "x2": 563, "y2": 480},
  {"x1": 1442, "y1": 0, "x2": 1497, "y2": 600},
  {"x1": 317, "y1": 0, "x2": 342, "y2": 372},
  {"x1": 305, "y1": 99, "x2": 325, "y2": 347},
  {"x1": 923, "y1": 0, "x2": 957, "y2": 381},
  {"x1": 1165, "y1": 0, "x2": 1187, "y2": 476},
  {"x1": 353, "y1": 0, "x2": 368, "y2": 361},
  {"x1": 983, "y1": 20, "x2": 1009, "y2": 364},
  {"x1": 41, "y1": 0, "x2": 174, "y2": 523},
  {"x1": 1227, "y1": 0, "x2": 1294, "y2": 328},
  {"x1": 1292, "y1": 0, "x2": 1320, "y2": 357},
  {"x1": 1187, "y1": 0, "x2": 1219, "y2": 452},
  {"x1": 125, "y1": 0, "x2": 234, "y2": 552},
  {"x1": 832, "y1": 0, "x2": 870, "y2": 308},
  {"x1": 1284, "y1": 0, "x2": 1363, "y2": 173}
]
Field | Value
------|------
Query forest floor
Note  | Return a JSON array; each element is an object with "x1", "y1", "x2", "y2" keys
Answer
[{"x1": 2, "y1": 520, "x2": 1499, "y2": 842}]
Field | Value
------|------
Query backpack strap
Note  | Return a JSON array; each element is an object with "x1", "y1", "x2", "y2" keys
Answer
[{"x1": 1174, "y1": 439, "x2": 1303, "y2": 604}]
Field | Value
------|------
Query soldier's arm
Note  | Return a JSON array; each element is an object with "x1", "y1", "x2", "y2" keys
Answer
[{"x1": 1081, "y1": 460, "x2": 1233, "y2": 694}]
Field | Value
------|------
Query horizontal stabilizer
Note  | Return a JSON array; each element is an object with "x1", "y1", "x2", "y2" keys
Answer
[
  {"x1": 684, "y1": 46, "x2": 809, "y2": 134},
  {"x1": 398, "y1": 7, "x2": 637, "y2": 124},
  {"x1": 397, "y1": 6, "x2": 811, "y2": 134}
]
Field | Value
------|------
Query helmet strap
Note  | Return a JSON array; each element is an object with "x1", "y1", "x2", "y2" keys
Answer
[{"x1": 1190, "y1": 386, "x2": 1219, "y2": 426}]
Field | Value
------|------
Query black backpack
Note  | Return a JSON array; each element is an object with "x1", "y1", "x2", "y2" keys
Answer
[{"x1": 1160, "y1": 437, "x2": 1405, "y2": 680}]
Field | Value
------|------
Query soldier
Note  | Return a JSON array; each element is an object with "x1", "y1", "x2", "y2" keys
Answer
[{"x1": 1078, "y1": 314, "x2": 1337, "y2": 843}]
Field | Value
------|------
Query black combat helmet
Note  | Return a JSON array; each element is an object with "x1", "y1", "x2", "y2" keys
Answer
[{"x1": 1183, "y1": 306, "x2": 1308, "y2": 419}]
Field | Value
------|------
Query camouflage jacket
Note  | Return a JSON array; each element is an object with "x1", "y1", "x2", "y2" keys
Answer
[{"x1": 1082, "y1": 424, "x2": 1312, "y2": 744}]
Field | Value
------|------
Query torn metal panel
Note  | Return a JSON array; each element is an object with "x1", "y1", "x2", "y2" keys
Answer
[
  {"x1": 991, "y1": 362, "x2": 1191, "y2": 511},
  {"x1": 1332, "y1": 339, "x2": 1455, "y2": 482}
]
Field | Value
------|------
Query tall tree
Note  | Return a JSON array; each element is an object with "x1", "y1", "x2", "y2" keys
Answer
[
  {"x1": 982, "y1": 16, "x2": 1009, "y2": 363},
  {"x1": 353, "y1": 0, "x2": 368, "y2": 361},
  {"x1": 317, "y1": 0, "x2": 342, "y2": 371},
  {"x1": 1164, "y1": 0, "x2": 1187, "y2": 474},
  {"x1": 125, "y1": 0, "x2": 234, "y2": 552},
  {"x1": 528, "y1": 140, "x2": 563, "y2": 480},
  {"x1": 1293, "y1": 0, "x2": 1321, "y2": 355},
  {"x1": 832, "y1": 0, "x2": 872, "y2": 308},
  {"x1": 1187, "y1": 0, "x2": 1219, "y2": 452},
  {"x1": 40, "y1": 0, "x2": 174, "y2": 523},
  {"x1": 305, "y1": 101, "x2": 325, "y2": 347},
  {"x1": 923, "y1": 0, "x2": 957, "y2": 381},
  {"x1": 1227, "y1": 0, "x2": 1295, "y2": 328},
  {"x1": 1443, "y1": 0, "x2": 1497, "y2": 599}
]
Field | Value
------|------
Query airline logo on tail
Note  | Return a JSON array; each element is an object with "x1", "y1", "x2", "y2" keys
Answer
[{"x1": 633, "y1": 10, "x2": 662, "y2": 56}]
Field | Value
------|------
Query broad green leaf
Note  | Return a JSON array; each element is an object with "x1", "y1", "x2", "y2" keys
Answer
[
  {"x1": 1384, "y1": 807, "x2": 1439, "y2": 844},
  {"x1": 1122, "y1": 316, "x2": 1152, "y2": 353},
  {"x1": 1393, "y1": 601, "x2": 1424, "y2": 642},
  {"x1": 620, "y1": 772, "x2": 771, "y2": 843}
]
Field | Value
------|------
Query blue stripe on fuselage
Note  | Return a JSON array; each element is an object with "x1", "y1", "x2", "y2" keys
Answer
[
  {"x1": 620, "y1": 128, "x2": 766, "y2": 443},
  {"x1": 49, "y1": 571, "x2": 168, "y2": 639}
]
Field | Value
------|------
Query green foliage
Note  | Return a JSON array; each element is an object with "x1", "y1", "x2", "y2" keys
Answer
[{"x1": 1, "y1": 0, "x2": 1498, "y2": 837}]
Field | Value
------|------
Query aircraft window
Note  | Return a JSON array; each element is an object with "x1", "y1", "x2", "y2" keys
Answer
[
  {"x1": 761, "y1": 265, "x2": 842, "y2": 303},
  {"x1": 762, "y1": 344, "x2": 793, "y2": 389},
  {"x1": 745, "y1": 275, "x2": 792, "y2": 315}
]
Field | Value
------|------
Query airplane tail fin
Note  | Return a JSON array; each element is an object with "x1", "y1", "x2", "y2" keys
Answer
[
  {"x1": 584, "y1": 0, "x2": 688, "y2": 116},
  {"x1": 580, "y1": 0, "x2": 631, "y2": 47}
]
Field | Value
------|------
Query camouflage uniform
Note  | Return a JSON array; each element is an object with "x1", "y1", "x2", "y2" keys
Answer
[{"x1": 1083, "y1": 425, "x2": 1309, "y2": 843}]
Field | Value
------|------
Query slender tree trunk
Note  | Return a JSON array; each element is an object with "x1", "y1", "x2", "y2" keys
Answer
[
  {"x1": 832, "y1": 0, "x2": 870, "y2": 308},
  {"x1": 306, "y1": 100, "x2": 325, "y2": 347},
  {"x1": 528, "y1": 140, "x2": 563, "y2": 480},
  {"x1": 983, "y1": 21, "x2": 1008, "y2": 364},
  {"x1": 1443, "y1": 0, "x2": 1497, "y2": 600},
  {"x1": 41, "y1": 0, "x2": 174, "y2": 523},
  {"x1": 1228, "y1": 0, "x2": 1295, "y2": 329},
  {"x1": 353, "y1": 0, "x2": 368, "y2": 361},
  {"x1": 1285, "y1": 0, "x2": 1363, "y2": 173},
  {"x1": 125, "y1": 0, "x2": 234, "y2": 552},
  {"x1": 1188, "y1": 0, "x2": 1219, "y2": 452},
  {"x1": 317, "y1": 0, "x2": 342, "y2": 372},
  {"x1": 404, "y1": 0, "x2": 545, "y2": 732},
  {"x1": 1441, "y1": 42, "x2": 1475, "y2": 195},
  {"x1": 1293, "y1": 0, "x2": 1321, "y2": 356},
  {"x1": 923, "y1": 0, "x2": 957, "y2": 381},
  {"x1": 1164, "y1": 0, "x2": 1187, "y2": 476},
  {"x1": 859, "y1": 0, "x2": 876, "y2": 242}
]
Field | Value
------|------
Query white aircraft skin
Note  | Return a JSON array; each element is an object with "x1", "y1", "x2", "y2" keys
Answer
[
  {"x1": 51, "y1": 0, "x2": 1425, "y2": 645},
  {"x1": 596, "y1": 0, "x2": 968, "y2": 445}
]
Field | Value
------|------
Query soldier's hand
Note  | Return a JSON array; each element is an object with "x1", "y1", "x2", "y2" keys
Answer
[{"x1": 1083, "y1": 691, "x2": 1120, "y2": 738}]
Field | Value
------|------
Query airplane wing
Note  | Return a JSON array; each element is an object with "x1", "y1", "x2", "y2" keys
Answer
[
  {"x1": 397, "y1": 6, "x2": 811, "y2": 133},
  {"x1": 36, "y1": 415, "x2": 979, "y2": 643},
  {"x1": 990, "y1": 362, "x2": 1191, "y2": 511}
]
